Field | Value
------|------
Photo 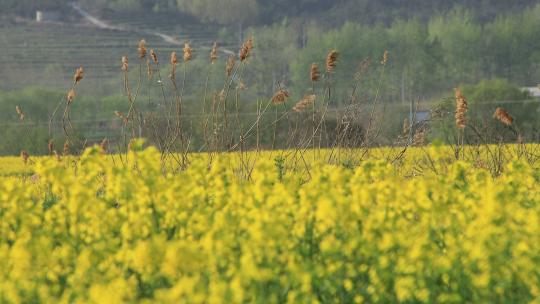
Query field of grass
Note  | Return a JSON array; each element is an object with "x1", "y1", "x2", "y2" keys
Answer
[{"x1": 1, "y1": 144, "x2": 540, "y2": 302}]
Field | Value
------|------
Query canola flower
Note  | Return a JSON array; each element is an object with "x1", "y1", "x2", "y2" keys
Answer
[{"x1": 0, "y1": 145, "x2": 539, "y2": 303}]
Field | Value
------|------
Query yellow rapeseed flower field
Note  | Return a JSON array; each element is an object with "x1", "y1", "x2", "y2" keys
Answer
[{"x1": 1, "y1": 144, "x2": 540, "y2": 303}]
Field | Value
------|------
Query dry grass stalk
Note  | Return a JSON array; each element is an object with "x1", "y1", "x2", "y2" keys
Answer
[
  {"x1": 21, "y1": 150, "x2": 29, "y2": 165},
  {"x1": 146, "y1": 59, "x2": 153, "y2": 79},
  {"x1": 454, "y1": 88, "x2": 468, "y2": 129},
  {"x1": 54, "y1": 150, "x2": 61, "y2": 162},
  {"x1": 63, "y1": 140, "x2": 70, "y2": 155},
  {"x1": 74, "y1": 67, "x2": 84, "y2": 84},
  {"x1": 381, "y1": 50, "x2": 389, "y2": 66},
  {"x1": 493, "y1": 108, "x2": 513, "y2": 126},
  {"x1": 121, "y1": 56, "x2": 129, "y2": 71},
  {"x1": 100, "y1": 138, "x2": 108, "y2": 153},
  {"x1": 226, "y1": 55, "x2": 235, "y2": 77},
  {"x1": 48, "y1": 139, "x2": 54, "y2": 155},
  {"x1": 272, "y1": 88, "x2": 290, "y2": 104},
  {"x1": 210, "y1": 42, "x2": 218, "y2": 64},
  {"x1": 67, "y1": 89, "x2": 76, "y2": 104},
  {"x1": 183, "y1": 42, "x2": 193, "y2": 62},
  {"x1": 115, "y1": 111, "x2": 128, "y2": 124},
  {"x1": 239, "y1": 36, "x2": 254, "y2": 62},
  {"x1": 138, "y1": 39, "x2": 147, "y2": 59},
  {"x1": 326, "y1": 50, "x2": 339, "y2": 73},
  {"x1": 310, "y1": 63, "x2": 320, "y2": 81},
  {"x1": 15, "y1": 105, "x2": 24, "y2": 121},
  {"x1": 150, "y1": 49, "x2": 158, "y2": 64},
  {"x1": 293, "y1": 95, "x2": 316, "y2": 112}
]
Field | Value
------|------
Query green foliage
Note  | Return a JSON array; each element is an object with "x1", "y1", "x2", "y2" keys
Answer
[{"x1": 461, "y1": 79, "x2": 530, "y2": 103}]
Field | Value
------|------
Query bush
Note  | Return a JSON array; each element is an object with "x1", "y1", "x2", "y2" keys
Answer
[{"x1": 461, "y1": 78, "x2": 530, "y2": 103}]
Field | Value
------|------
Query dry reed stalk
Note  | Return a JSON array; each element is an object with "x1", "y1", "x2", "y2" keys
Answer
[
  {"x1": 310, "y1": 63, "x2": 320, "y2": 81},
  {"x1": 21, "y1": 150, "x2": 29, "y2": 165},
  {"x1": 146, "y1": 59, "x2": 153, "y2": 79},
  {"x1": 183, "y1": 42, "x2": 193, "y2": 62},
  {"x1": 237, "y1": 81, "x2": 247, "y2": 91},
  {"x1": 100, "y1": 138, "x2": 108, "y2": 153},
  {"x1": 170, "y1": 51, "x2": 178, "y2": 66},
  {"x1": 138, "y1": 39, "x2": 147, "y2": 59},
  {"x1": 15, "y1": 105, "x2": 24, "y2": 121},
  {"x1": 402, "y1": 118, "x2": 410, "y2": 135},
  {"x1": 293, "y1": 95, "x2": 316, "y2": 112},
  {"x1": 210, "y1": 42, "x2": 218, "y2": 64},
  {"x1": 493, "y1": 108, "x2": 513, "y2": 126},
  {"x1": 48, "y1": 139, "x2": 54, "y2": 155},
  {"x1": 272, "y1": 88, "x2": 290, "y2": 104},
  {"x1": 412, "y1": 127, "x2": 427, "y2": 146},
  {"x1": 67, "y1": 89, "x2": 76, "y2": 104},
  {"x1": 326, "y1": 50, "x2": 339, "y2": 73},
  {"x1": 54, "y1": 150, "x2": 61, "y2": 162},
  {"x1": 454, "y1": 88, "x2": 468, "y2": 129},
  {"x1": 226, "y1": 55, "x2": 236, "y2": 77},
  {"x1": 115, "y1": 111, "x2": 128, "y2": 124},
  {"x1": 74, "y1": 67, "x2": 84, "y2": 84},
  {"x1": 150, "y1": 49, "x2": 158, "y2": 64},
  {"x1": 239, "y1": 36, "x2": 253, "y2": 62}
]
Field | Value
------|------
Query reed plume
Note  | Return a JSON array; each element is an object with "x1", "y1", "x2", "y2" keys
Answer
[
  {"x1": 226, "y1": 55, "x2": 235, "y2": 77},
  {"x1": 272, "y1": 88, "x2": 290, "y2": 104},
  {"x1": 48, "y1": 139, "x2": 54, "y2": 155},
  {"x1": 183, "y1": 42, "x2": 193, "y2": 62},
  {"x1": 170, "y1": 52, "x2": 178, "y2": 66},
  {"x1": 210, "y1": 42, "x2": 218, "y2": 64},
  {"x1": 15, "y1": 105, "x2": 24, "y2": 121},
  {"x1": 150, "y1": 49, "x2": 158, "y2": 64},
  {"x1": 63, "y1": 140, "x2": 69, "y2": 156},
  {"x1": 493, "y1": 108, "x2": 513, "y2": 126},
  {"x1": 138, "y1": 39, "x2": 147, "y2": 59},
  {"x1": 74, "y1": 67, "x2": 84, "y2": 84},
  {"x1": 326, "y1": 50, "x2": 339, "y2": 73},
  {"x1": 310, "y1": 63, "x2": 320, "y2": 81},
  {"x1": 454, "y1": 88, "x2": 468, "y2": 129},
  {"x1": 381, "y1": 50, "x2": 389, "y2": 66},
  {"x1": 121, "y1": 56, "x2": 129, "y2": 71},
  {"x1": 67, "y1": 89, "x2": 76, "y2": 104},
  {"x1": 21, "y1": 150, "x2": 29, "y2": 165},
  {"x1": 239, "y1": 36, "x2": 254, "y2": 62},
  {"x1": 293, "y1": 95, "x2": 316, "y2": 112}
]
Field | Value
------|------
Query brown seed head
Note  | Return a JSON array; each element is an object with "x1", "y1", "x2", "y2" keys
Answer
[
  {"x1": 138, "y1": 39, "x2": 147, "y2": 59},
  {"x1": 493, "y1": 107, "x2": 513, "y2": 126},
  {"x1": 381, "y1": 50, "x2": 389, "y2": 66},
  {"x1": 15, "y1": 105, "x2": 25, "y2": 121},
  {"x1": 67, "y1": 89, "x2": 76, "y2": 104},
  {"x1": 121, "y1": 56, "x2": 129, "y2": 71},
  {"x1": 74, "y1": 67, "x2": 84, "y2": 84},
  {"x1": 183, "y1": 42, "x2": 193, "y2": 62},
  {"x1": 454, "y1": 88, "x2": 468, "y2": 129},
  {"x1": 210, "y1": 42, "x2": 218, "y2": 64},
  {"x1": 239, "y1": 36, "x2": 254, "y2": 62},
  {"x1": 170, "y1": 51, "x2": 178, "y2": 66},
  {"x1": 226, "y1": 55, "x2": 236, "y2": 77},
  {"x1": 326, "y1": 50, "x2": 339, "y2": 73},
  {"x1": 310, "y1": 63, "x2": 320, "y2": 82},
  {"x1": 150, "y1": 49, "x2": 158, "y2": 64},
  {"x1": 21, "y1": 150, "x2": 29, "y2": 165},
  {"x1": 293, "y1": 95, "x2": 316, "y2": 112},
  {"x1": 272, "y1": 88, "x2": 290, "y2": 105},
  {"x1": 48, "y1": 139, "x2": 54, "y2": 155},
  {"x1": 63, "y1": 140, "x2": 70, "y2": 156}
]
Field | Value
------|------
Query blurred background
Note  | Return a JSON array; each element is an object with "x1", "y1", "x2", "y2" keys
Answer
[{"x1": 1, "y1": 0, "x2": 540, "y2": 154}]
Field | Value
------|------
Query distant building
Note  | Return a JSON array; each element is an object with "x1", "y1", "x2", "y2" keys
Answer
[
  {"x1": 36, "y1": 11, "x2": 61, "y2": 23},
  {"x1": 522, "y1": 87, "x2": 540, "y2": 98}
]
